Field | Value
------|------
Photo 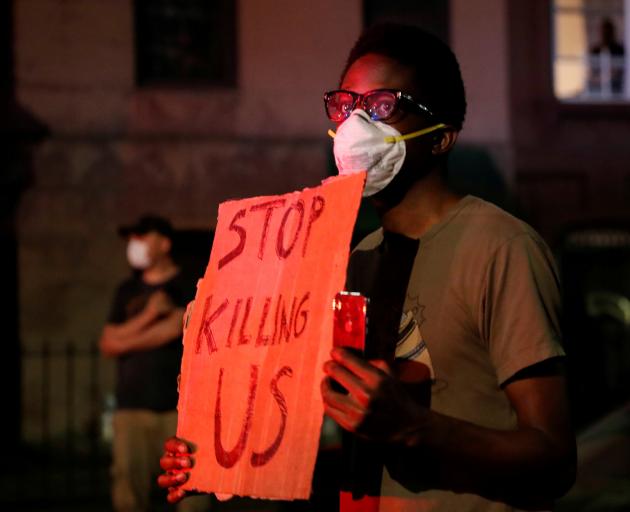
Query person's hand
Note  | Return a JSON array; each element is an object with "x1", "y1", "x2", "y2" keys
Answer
[
  {"x1": 157, "y1": 436, "x2": 193, "y2": 504},
  {"x1": 99, "y1": 334, "x2": 123, "y2": 357},
  {"x1": 321, "y1": 347, "x2": 428, "y2": 444},
  {"x1": 146, "y1": 290, "x2": 175, "y2": 317}
]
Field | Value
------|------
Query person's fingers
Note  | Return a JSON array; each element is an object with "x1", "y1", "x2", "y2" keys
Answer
[
  {"x1": 164, "y1": 436, "x2": 191, "y2": 454},
  {"x1": 331, "y1": 348, "x2": 392, "y2": 385},
  {"x1": 322, "y1": 360, "x2": 371, "y2": 406},
  {"x1": 321, "y1": 377, "x2": 365, "y2": 430},
  {"x1": 167, "y1": 487, "x2": 188, "y2": 504},
  {"x1": 160, "y1": 454, "x2": 192, "y2": 471},
  {"x1": 322, "y1": 399, "x2": 361, "y2": 433},
  {"x1": 321, "y1": 376, "x2": 356, "y2": 410},
  {"x1": 157, "y1": 470, "x2": 188, "y2": 489},
  {"x1": 160, "y1": 455, "x2": 176, "y2": 471},
  {"x1": 370, "y1": 358, "x2": 392, "y2": 374}
]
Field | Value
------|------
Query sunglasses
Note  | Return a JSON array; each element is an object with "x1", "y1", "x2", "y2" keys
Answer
[{"x1": 323, "y1": 88, "x2": 434, "y2": 123}]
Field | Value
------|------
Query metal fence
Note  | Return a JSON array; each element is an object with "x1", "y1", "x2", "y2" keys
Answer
[
  {"x1": 560, "y1": 225, "x2": 630, "y2": 429},
  {"x1": 6, "y1": 341, "x2": 112, "y2": 510}
]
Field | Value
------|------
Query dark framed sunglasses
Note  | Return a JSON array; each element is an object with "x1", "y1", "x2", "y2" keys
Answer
[{"x1": 323, "y1": 88, "x2": 434, "y2": 123}]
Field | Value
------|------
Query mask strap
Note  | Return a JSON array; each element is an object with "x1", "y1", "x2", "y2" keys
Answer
[{"x1": 384, "y1": 123, "x2": 446, "y2": 143}]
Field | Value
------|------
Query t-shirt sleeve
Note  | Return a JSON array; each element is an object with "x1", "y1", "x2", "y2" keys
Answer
[
  {"x1": 107, "y1": 283, "x2": 129, "y2": 324},
  {"x1": 167, "y1": 271, "x2": 199, "y2": 308},
  {"x1": 480, "y1": 233, "x2": 565, "y2": 385}
]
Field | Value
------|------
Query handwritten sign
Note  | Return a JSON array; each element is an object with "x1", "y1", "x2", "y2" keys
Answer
[{"x1": 177, "y1": 172, "x2": 365, "y2": 500}]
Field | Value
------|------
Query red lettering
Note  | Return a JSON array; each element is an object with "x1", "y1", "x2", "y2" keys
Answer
[
  {"x1": 195, "y1": 296, "x2": 229, "y2": 355},
  {"x1": 214, "y1": 365, "x2": 259, "y2": 468},
  {"x1": 218, "y1": 208, "x2": 247, "y2": 270},
  {"x1": 195, "y1": 292, "x2": 311, "y2": 352},
  {"x1": 271, "y1": 294, "x2": 282, "y2": 345},
  {"x1": 302, "y1": 196, "x2": 325, "y2": 257},
  {"x1": 293, "y1": 292, "x2": 310, "y2": 338},
  {"x1": 256, "y1": 297, "x2": 272, "y2": 346},
  {"x1": 250, "y1": 366, "x2": 293, "y2": 467},
  {"x1": 275, "y1": 296, "x2": 297, "y2": 344},
  {"x1": 276, "y1": 200, "x2": 305, "y2": 259},
  {"x1": 238, "y1": 296, "x2": 253, "y2": 345},
  {"x1": 226, "y1": 298, "x2": 242, "y2": 348},
  {"x1": 250, "y1": 199, "x2": 287, "y2": 260}
]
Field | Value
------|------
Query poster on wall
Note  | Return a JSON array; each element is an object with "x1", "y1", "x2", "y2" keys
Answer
[{"x1": 177, "y1": 172, "x2": 365, "y2": 500}]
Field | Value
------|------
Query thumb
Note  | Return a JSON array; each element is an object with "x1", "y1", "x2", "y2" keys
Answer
[{"x1": 370, "y1": 359, "x2": 393, "y2": 375}]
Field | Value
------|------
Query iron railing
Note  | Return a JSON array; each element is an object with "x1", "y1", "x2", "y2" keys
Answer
[{"x1": 7, "y1": 341, "x2": 111, "y2": 509}]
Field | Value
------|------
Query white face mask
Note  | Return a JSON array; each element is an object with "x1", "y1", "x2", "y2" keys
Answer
[
  {"x1": 330, "y1": 109, "x2": 446, "y2": 197},
  {"x1": 126, "y1": 238, "x2": 152, "y2": 270}
]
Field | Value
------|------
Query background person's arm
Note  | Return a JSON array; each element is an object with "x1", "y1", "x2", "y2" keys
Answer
[{"x1": 99, "y1": 291, "x2": 184, "y2": 357}]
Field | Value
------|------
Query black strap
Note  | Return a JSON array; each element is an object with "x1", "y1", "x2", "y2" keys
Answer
[{"x1": 341, "y1": 231, "x2": 420, "y2": 499}]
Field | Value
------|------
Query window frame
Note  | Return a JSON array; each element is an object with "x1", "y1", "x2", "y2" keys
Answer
[
  {"x1": 133, "y1": 0, "x2": 237, "y2": 89},
  {"x1": 551, "y1": 0, "x2": 630, "y2": 103}
]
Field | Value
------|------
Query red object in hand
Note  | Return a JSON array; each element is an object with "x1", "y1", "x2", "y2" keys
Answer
[{"x1": 333, "y1": 292, "x2": 367, "y2": 353}]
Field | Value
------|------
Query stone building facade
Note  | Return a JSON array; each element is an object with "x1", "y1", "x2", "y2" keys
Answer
[{"x1": 13, "y1": 0, "x2": 630, "y2": 441}]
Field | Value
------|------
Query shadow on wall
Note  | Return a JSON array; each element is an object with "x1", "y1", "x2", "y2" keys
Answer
[{"x1": 447, "y1": 144, "x2": 513, "y2": 213}]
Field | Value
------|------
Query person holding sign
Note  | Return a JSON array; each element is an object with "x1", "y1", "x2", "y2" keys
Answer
[
  {"x1": 159, "y1": 23, "x2": 576, "y2": 511},
  {"x1": 318, "y1": 23, "x2": 576, "y2": 511}
]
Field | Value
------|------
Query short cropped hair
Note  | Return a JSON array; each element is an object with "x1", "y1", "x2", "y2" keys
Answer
[{"x1": 342, "y1": 23, "x2": 467, "y2": 130}]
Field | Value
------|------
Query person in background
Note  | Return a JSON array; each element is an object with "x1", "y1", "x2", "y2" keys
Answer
[
  {"x1": 100, "y1": 214, "x2": 209, "y2": 512},
  {"x1": 589, "y1": 17, "x2": 625, "y2": 95},
  {"x1": 158, "y1": 24, "x2": 576, "y2": 511}
]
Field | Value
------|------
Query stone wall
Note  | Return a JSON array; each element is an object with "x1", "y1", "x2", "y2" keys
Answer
[
  {"x1": 14, "y1": 0, "x2": 361, "y2": 440},
  {"x1": 18, "y1": 134, "x2": 331, "y2": 441}
]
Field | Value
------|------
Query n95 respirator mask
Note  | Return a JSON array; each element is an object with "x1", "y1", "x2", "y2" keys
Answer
[{"x1": 330, "y1": 109, "x2": 445, "y2": 197}]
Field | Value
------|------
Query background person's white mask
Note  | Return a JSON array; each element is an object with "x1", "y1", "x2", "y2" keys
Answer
[
  {"x1": 330, "y1": 109, "x2": 445, "y2": 197},
  {"x1": 126, "y1": 239, "x2": 152, "y2": 269}
]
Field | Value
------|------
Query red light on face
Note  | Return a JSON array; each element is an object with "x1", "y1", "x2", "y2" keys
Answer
[{"x1": 332, "y1": 292, "x2": 367, "y2": 352}]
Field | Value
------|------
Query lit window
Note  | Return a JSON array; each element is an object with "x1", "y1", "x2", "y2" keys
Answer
[{"x1": 552, "y1": 0, "x2": 630, "y2": 101}]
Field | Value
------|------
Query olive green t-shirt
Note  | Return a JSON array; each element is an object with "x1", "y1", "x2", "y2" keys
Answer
[{"x1": 347, "y1": 195, "x2": 564, "y2": 512}]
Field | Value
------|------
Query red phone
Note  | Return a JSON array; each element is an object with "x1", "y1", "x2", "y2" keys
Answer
[{"x1": 332, "y1": 291, "x2": 367, "y2": 353}]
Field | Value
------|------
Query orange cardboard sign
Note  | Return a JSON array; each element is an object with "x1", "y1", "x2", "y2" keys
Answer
[{"x1": 177, "y1": 172, "x2": 365, "y2": 500}]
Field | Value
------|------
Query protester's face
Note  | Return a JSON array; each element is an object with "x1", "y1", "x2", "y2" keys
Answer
[
  {"x1": 340, "y1": 53, "x2": 433, "y2": 134},
  {"x1": 340, "y1": 53, "x2": 437, "y2": 205},
  {"x1": 144, "y1": 232, "x2": 171, "y2": 260},
  {"x1": 131, "y1": 232, "x2": 170, "y2": 265}
]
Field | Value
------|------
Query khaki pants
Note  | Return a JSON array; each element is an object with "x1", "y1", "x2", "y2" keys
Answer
[{"x1": 112, "y1": 409, "x2": 211, "y2": 512}]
